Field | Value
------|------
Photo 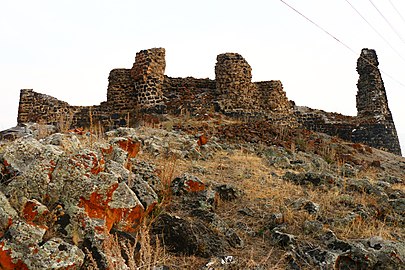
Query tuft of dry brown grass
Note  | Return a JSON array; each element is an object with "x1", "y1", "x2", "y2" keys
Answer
[{"x1": 86, "y1": 220, "x2": 167, "y2": 270}]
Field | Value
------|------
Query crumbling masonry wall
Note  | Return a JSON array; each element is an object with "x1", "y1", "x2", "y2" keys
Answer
[
  {"x1": 16, "y1": 47, "x2": 401, "y2": 155},
  {"x1": 215, "y1": 53, "x2": 297, "y2": 126},
  {"x1": 296, "y1": 49, "x2": 401, "y2": 155}
]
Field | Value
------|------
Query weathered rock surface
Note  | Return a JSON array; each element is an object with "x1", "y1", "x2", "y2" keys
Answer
[{"x1": 0, "y1": 122, "x2": 403, "y2": 269}]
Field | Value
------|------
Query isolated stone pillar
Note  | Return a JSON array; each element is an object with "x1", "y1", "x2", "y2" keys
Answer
[
  {"x1": 356, "y1": 49, "x2": 391, "y2": 119},
  {"x1": 355, "y1": 48, "x2": 401, "y2": 155}
]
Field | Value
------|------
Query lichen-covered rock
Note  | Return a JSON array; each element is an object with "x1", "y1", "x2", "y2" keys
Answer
[
  {"x1": 334, "y1": 238, "x2": 405, "y2": 270},
  {"x1": 3, "y1": 138, "x2": 63, "y2": 208},
  {"x1": 283, "y1": 171, "x2": 338, "y2": 187},
  {"x1": 215, "y1": 184, "x2": 242, "y2": 201},
  {"x1": 0, "y1": 220, "x2": 46, "y2": 270},
  {"x1": 109, "y1": 137, "x2": 141, "y2": 159},
  {"x1": 1, "y1": 236, "x2": 84, "y2": 270},
  {"x1": 171, "y1": 173, "x2": 206, "y2": 194},
  {"x1": 7, "y1": 220, "x2": 46, "y2": 246},
  {"x1": 41, "y1": 132, "x2": 81, "y2": 151},
  {"x1": 78, "y1": 177, "x2": 145, "y2": 233},
  {"x1": 0, "y1": 133, "x2": 162, "y2": 269},
  {"x1": 21, "y1": 199, "x2": 50, "y2": 228},
  {"x1": 2, "y1": 136, "x2": 62, "y2": 174},
  {"x1": 191, "y1": 209, "x2": 244, "y2": 249},
  {"x1": 291, "y1": 198, "x2": 320, "y2": 215},
  {"x1": 0, "y1": 191, "x2": 17, "y2": 237},
  {"x1": 105, "y1": 160, "x2": 158, "y2": 211},
  {"x1": 151, "y1": 213, "x2": 225, "y2": 258},
  {"x1": 0, "y1": 125, "x2": 33, "y2": 141},
  {"x1": 27, "y1": 238, "x2": 84, "y2": 270},
  {"x1": 0, "y1": 241, "x2": 29, "y2": 270},
  {"x1": 389, "y1": 198, "x2": 405, "y2": 215},
  {"x1": 271, "y1": 230, "x2": 296, "y2": 247},
  {"x1": 128, "y1": 158, "x2": 161, "y2": 191},
  {"x1": 0, "y1": 123, "x2": 57, "y2": 142}
]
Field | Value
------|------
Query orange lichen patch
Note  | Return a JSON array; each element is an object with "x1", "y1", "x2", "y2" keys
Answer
[
  {"x1": 185, "y1": 179, "x2": 206, "y2": 192},
  {"x1": 197, "y1": 134, "x2": 208, "y2": 146},
  {"x1": 364, "y1": 146, "x2": 373, "y2": 153},
  {"x1": 0, "y1": 242, "x2": 29, "y2": 270},
  {"x1": 3, "y1": 159, "x2": 10, "y2": 167},
  {"x1": 91, "y1": 156, "x2": 105, "y2": 175},
  {"x1": 22, "y1": 201, "x2": 49, "y2": 229},
  {"x1": 112, "y1": 206, "x2": 145, "y2": 232},
  {"x1": 79, "y1": 183, "x2": 145, "y2": 232},
  {"x1": 339, "y1": 153, "x2": 361, "y2": 165},
  {"x1": 22, "y1": 201, "x2": 38, "y2": 223},
  {"x1": 351, "y1": 143, "x2": 364, "y2": 151},
  {"x1": 71, "y1": 152, "x2": 105, "y2": 175},
  {"x1": 117, "y1": 138, "x2": 141, "y2": 158},
  {"x1": 350, "y1": 143, "x2": 373, "y2": 154},
  {"x1": 101, "y1": 145, "x2": 113, "y2": 155},
  {"x1": 47, "y1": 160, "x2": 57, "y2": 181},
  {"x1": 68, "y1": 127, "x2": 85, "y2": 135}
]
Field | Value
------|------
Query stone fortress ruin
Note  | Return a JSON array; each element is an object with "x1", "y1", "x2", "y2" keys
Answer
[{"x1": 17, "y1": 48, "x2": 402, "y2": 155}]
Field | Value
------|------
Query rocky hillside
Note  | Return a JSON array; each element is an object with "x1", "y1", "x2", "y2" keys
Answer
[{"x1": 0, "y1": 114, "x2": 404, "y2": 270}]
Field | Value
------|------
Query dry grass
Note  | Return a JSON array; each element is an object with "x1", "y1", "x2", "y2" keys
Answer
[
  {"x1": 173, "y1": 148, "x2": 402, "y2": 244},
  {"x1": 57, "y1": 110, "x2": 75, "y2": 133},
  {"x1": 86, "y1": 220, "x2": 167, "y2": 270}
]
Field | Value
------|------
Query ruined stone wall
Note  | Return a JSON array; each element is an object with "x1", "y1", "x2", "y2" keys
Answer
[
  {"x1": 18, "y1": 89, "x2": 77, "y2": 127},
  {"x1": 17, "y1": 89, "x2": 133, "y2": 131},
  {"x1": 295, "y1": 107, "x2": 359, "y2": 142},
  {"x1": 214, "y1": 53, "x2": 297, "y2": 126},
  {"x1": 295, "y1": 107, "x2": 401, "y2": 155},
  {"x1": 131, "y1": 48, "x2": 166, "y2": 109},
  {"x1": 295, "y1": 48, "x2": 401, "y2": 155},
  {"x1": 254, "y1": 81, "x2": 296, "y2": 123},
  {"x1": 15, "y1": 47, "x2": 402, "y2": 155},
  {"x1": 162, "y1": 76, "x2": 217, "y2": 114}
]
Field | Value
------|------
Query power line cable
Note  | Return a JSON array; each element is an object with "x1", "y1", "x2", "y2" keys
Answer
[
  {"x1": 388, "y1": 0, "x2": 405, "y2": 25},
  {"x1": 368, "y1": 0, "x2": 405, "y2": 45},
  {"x1": 344, "y1": 0, "x2": 405, "y2": 63},
  {"x1": 279, "y1": 0, "x2": 405, "y2": 88}
]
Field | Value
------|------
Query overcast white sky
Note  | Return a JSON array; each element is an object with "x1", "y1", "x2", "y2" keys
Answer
[{"x1": 1, "y1": 0, "x2": 404, "y2": 154}]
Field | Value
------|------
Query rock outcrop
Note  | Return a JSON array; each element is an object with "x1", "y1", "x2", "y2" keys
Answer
[{"x1": 0, "y1": 121, "x2": 404, "y2": 269}]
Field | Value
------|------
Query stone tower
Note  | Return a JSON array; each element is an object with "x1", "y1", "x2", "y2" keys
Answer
[
  {"x1": 215, "y1": 53, "x2": 254, "y2": 112},
  {"x1": 131, "y1": 48, "x2": 166, "y2": 109},
  {"x1": 355, "y1": 48, "x2": 401, "y2": 155}
]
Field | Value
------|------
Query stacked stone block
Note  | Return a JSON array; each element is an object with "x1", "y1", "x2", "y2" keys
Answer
[{"x1": 131, "y1": 48, "x2": 166, "y2": 109}]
